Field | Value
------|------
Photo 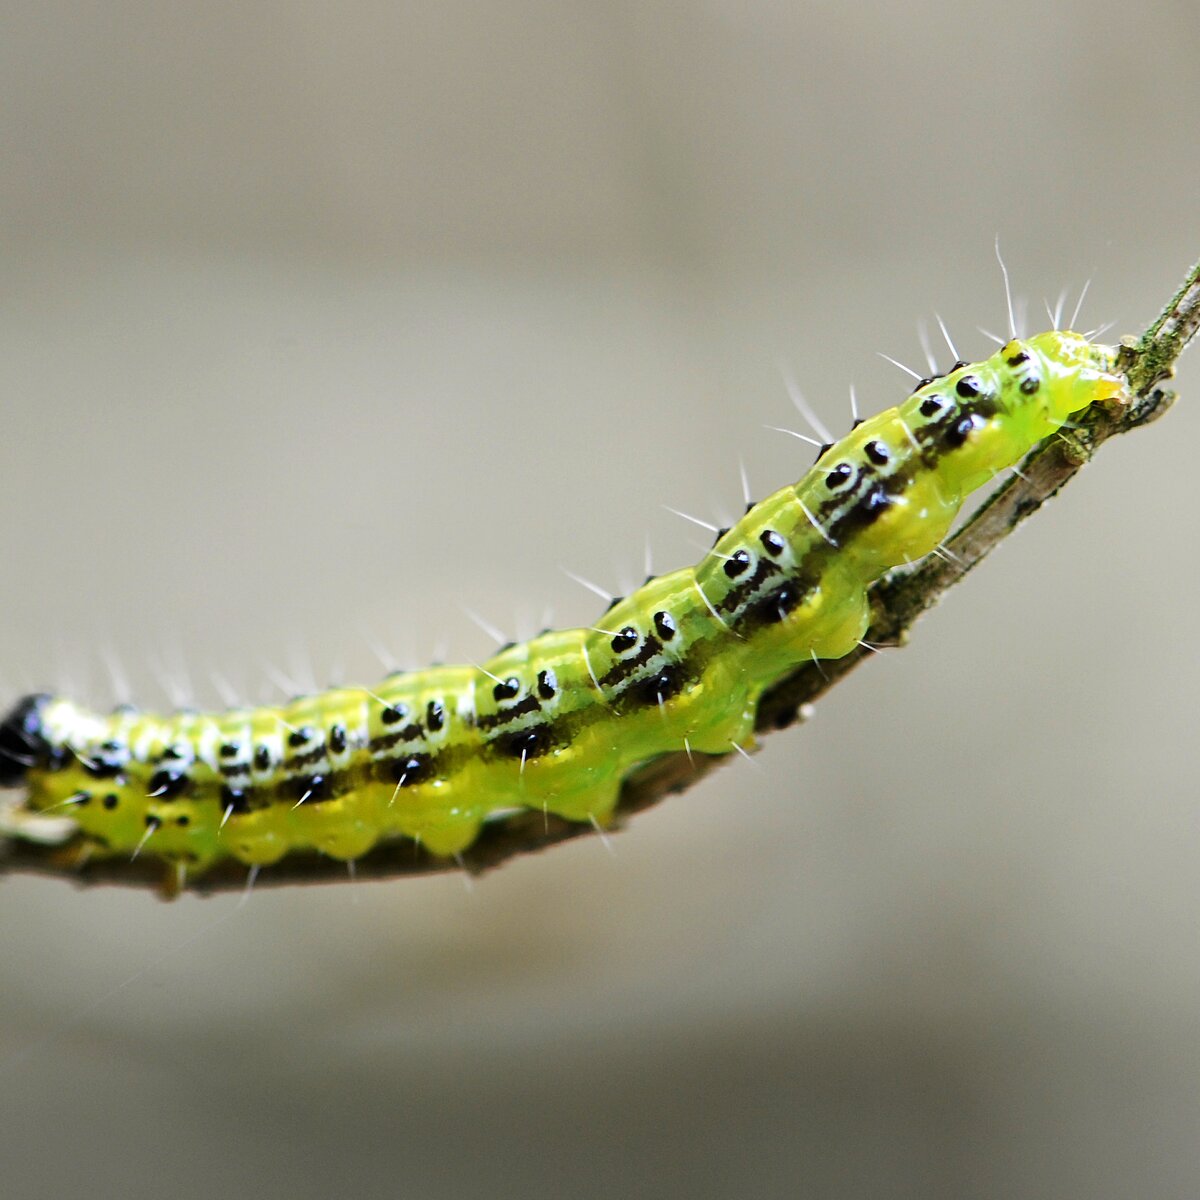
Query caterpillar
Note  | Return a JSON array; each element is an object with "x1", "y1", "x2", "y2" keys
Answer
[{"x1": 0, "y1": 328, "x2": 1126, "y2": 887}]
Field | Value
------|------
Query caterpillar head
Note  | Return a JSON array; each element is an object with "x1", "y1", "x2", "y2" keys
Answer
[{"x1": 0, "y1": 694, "x2": 52, "y2": 787}]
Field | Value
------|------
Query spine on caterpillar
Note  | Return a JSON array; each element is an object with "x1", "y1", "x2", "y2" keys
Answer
[{"x1": 0, "y1": 331, "x2": 1125, "y2": 880}]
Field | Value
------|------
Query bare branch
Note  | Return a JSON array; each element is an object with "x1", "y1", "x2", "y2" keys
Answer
[{"x1": 3, "y1": 258, "x2": 1198, "y2": 897}]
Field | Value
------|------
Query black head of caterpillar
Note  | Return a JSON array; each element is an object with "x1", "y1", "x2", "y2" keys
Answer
[
  {"x1": 0, "y1": 329, "x2": 1126, "y2": 881},
  {"x1": 0, "y1": 694, "x2": 54, "y2": 788}
]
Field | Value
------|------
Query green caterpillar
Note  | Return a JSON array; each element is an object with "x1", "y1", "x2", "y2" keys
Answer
[{"x1": 0, "y1": 330, "x2": 1126, "y2": 884}]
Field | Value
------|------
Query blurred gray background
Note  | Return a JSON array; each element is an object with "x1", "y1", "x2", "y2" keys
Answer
[{"x1": 1, "y1": 2, "x2": 1198, "y2": 1197}]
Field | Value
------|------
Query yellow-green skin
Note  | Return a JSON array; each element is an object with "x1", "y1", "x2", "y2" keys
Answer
[{"x1": 5, "y1": 332, "x2": 1124, "y2": 877}]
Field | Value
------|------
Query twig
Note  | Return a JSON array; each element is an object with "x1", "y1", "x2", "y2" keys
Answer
[{"x1": 3, "y1": 258, "x2": 1198, "y2": 896}]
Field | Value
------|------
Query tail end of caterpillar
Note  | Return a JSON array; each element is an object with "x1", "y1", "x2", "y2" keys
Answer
[{"x1": 1032, "y1": 332, "x2": 1127, "y2": 419}]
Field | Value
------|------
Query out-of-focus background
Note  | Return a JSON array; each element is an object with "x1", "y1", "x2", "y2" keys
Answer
[{"x1": 1, "y1": 3, "x2": 1198, "y2": 1197}]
